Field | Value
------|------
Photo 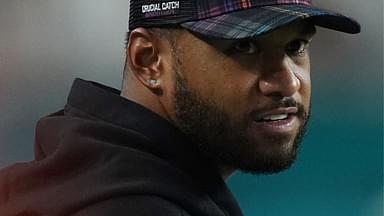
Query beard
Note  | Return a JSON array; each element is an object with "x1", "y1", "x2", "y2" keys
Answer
[{"x1": 173, "y1": 67, "x2": 310, "y2": 175}]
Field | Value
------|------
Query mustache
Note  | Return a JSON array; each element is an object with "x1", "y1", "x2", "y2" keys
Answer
[
  {"x1": 253, "y1": 97, "x2": 307, "y2": 119},
  {"x1": 275, "y1": 97, "x2": 299, "y2": 108},
  {"x1": 280, "y1": 97, "x2": 307, "y2": 120},
  {"x1": 259, "y1": 97, "x2": 300, "y2": 109}
]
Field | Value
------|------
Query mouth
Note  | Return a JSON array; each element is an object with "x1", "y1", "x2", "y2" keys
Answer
[
  {"x1": 254, "y1": 107, "x2": 298, "y2": 121},
  {"x1": 259, "y1": 113, "x2": 290, "y2": 121},
  {"x1": 250, "y1": 107, "x2": 300, "y2": 135}
]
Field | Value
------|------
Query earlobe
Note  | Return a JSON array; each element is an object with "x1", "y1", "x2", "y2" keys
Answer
[{"x1": 127, "y1": 28, "x2": 162, "y2": 90}]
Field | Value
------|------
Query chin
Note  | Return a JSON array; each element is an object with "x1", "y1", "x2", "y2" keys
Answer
[
  {"x1": 238, "y1": 152, "x2": 298, "y2": 175},
  {"x1": 236, "y1": 130, "x2": 303, "y2": 174}
]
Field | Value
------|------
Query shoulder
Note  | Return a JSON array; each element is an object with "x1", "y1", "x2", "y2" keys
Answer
[{"x1": 71, "y1": 195, "x2": 191, "y2": 216}]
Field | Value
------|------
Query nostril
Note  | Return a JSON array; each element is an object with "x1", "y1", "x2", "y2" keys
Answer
[{"x1": 258, "y1": 69, "x2": 301, "y2": 97}]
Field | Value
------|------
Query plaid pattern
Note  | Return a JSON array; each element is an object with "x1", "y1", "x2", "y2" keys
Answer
[
  {"x1": 129, "y1": 0, "x2": 360, "y2": 38},
  {"x1": 195, "y1": 0, "x2": 311, "y2": 19},
  {"x1": 182, "y1": 4, "x2": 324, "y2": 38}
]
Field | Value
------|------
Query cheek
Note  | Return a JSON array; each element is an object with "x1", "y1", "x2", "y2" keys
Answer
[
  {"x1": 180, "y1": 44, "x2": 243, "y2": 95},
  {"x1": 176, "y1": 36, "x2": 259, "y2": 116},
  {"x1": 183, "y1": 55, "x2": 256, "y2": 116},
  {"x1": 208, "y1": 65, "x2": 258, "y2": 118},
  {"x1": 296, "y1": 65, "x2": 311, "y2": 108}
]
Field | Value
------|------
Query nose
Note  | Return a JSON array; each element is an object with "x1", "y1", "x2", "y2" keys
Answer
[{"x1": 258, "y1": 55, "x2": 301, "y2": 97}]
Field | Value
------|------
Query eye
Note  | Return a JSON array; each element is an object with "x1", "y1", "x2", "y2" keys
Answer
[
  {"x1": 230, "y1": 40, "x2": 260, "y2": 55},
  {"x1": 286, "y1": 39, "x2": 309, "y2": 56}
]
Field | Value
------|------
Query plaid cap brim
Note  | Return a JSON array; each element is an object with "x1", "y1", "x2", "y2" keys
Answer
[{"x1": 180, "y1": 4, "x2": 361, "y2": 39}]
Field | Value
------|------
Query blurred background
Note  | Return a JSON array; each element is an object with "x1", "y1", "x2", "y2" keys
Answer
[{"x1": 0, "y1": 0, "x2": 382, "y2": 215}]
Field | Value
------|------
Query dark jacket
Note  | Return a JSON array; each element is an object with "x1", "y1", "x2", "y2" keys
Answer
[{"x1": 0, "y1": 79, "x2": 243, "y2": 216}]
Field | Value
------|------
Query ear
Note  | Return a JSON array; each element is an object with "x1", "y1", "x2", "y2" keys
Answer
[{"x1": 127, "y1": 28, "x2": 165, "y2": 90}]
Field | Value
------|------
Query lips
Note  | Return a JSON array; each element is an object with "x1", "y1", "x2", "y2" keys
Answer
[
  {"x1": 250, "y1": 107, "x2": 300, "y2": 135},
  {"x1": 253, "y1": 107, "x2": 298, "y2": 122}
]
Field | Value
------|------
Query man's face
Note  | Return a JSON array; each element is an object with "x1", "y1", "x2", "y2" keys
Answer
[{"x1": 170, "y1": 21, "x2": 315, "y2": 174}]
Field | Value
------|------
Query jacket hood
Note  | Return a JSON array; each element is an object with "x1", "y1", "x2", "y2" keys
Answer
[{"x1": 0, "y1": 79, "x2": 242, "y2": 216}]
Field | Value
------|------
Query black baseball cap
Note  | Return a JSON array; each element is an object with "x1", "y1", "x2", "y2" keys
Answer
[{"x1": 129, "y1": 0, "x2": 360, "y2": 39}]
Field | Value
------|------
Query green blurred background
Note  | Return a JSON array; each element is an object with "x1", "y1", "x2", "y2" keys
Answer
[{"x1": 0, "y1": 0, "x2": 382, "y2": 215}]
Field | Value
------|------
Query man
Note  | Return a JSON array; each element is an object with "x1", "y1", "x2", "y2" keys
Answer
[{"x1": 0, "y1": 0, "x2": 360, "y2": 215}]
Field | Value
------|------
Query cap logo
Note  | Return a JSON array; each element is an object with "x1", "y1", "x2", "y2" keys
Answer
[{"x1": 142, "y1": 1, "x2": 180, "y2": 18}]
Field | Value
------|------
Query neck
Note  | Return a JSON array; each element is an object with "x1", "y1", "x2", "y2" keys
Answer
[{"x1": 121, "y1": 74, "x2": 172, "y2": 122}]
